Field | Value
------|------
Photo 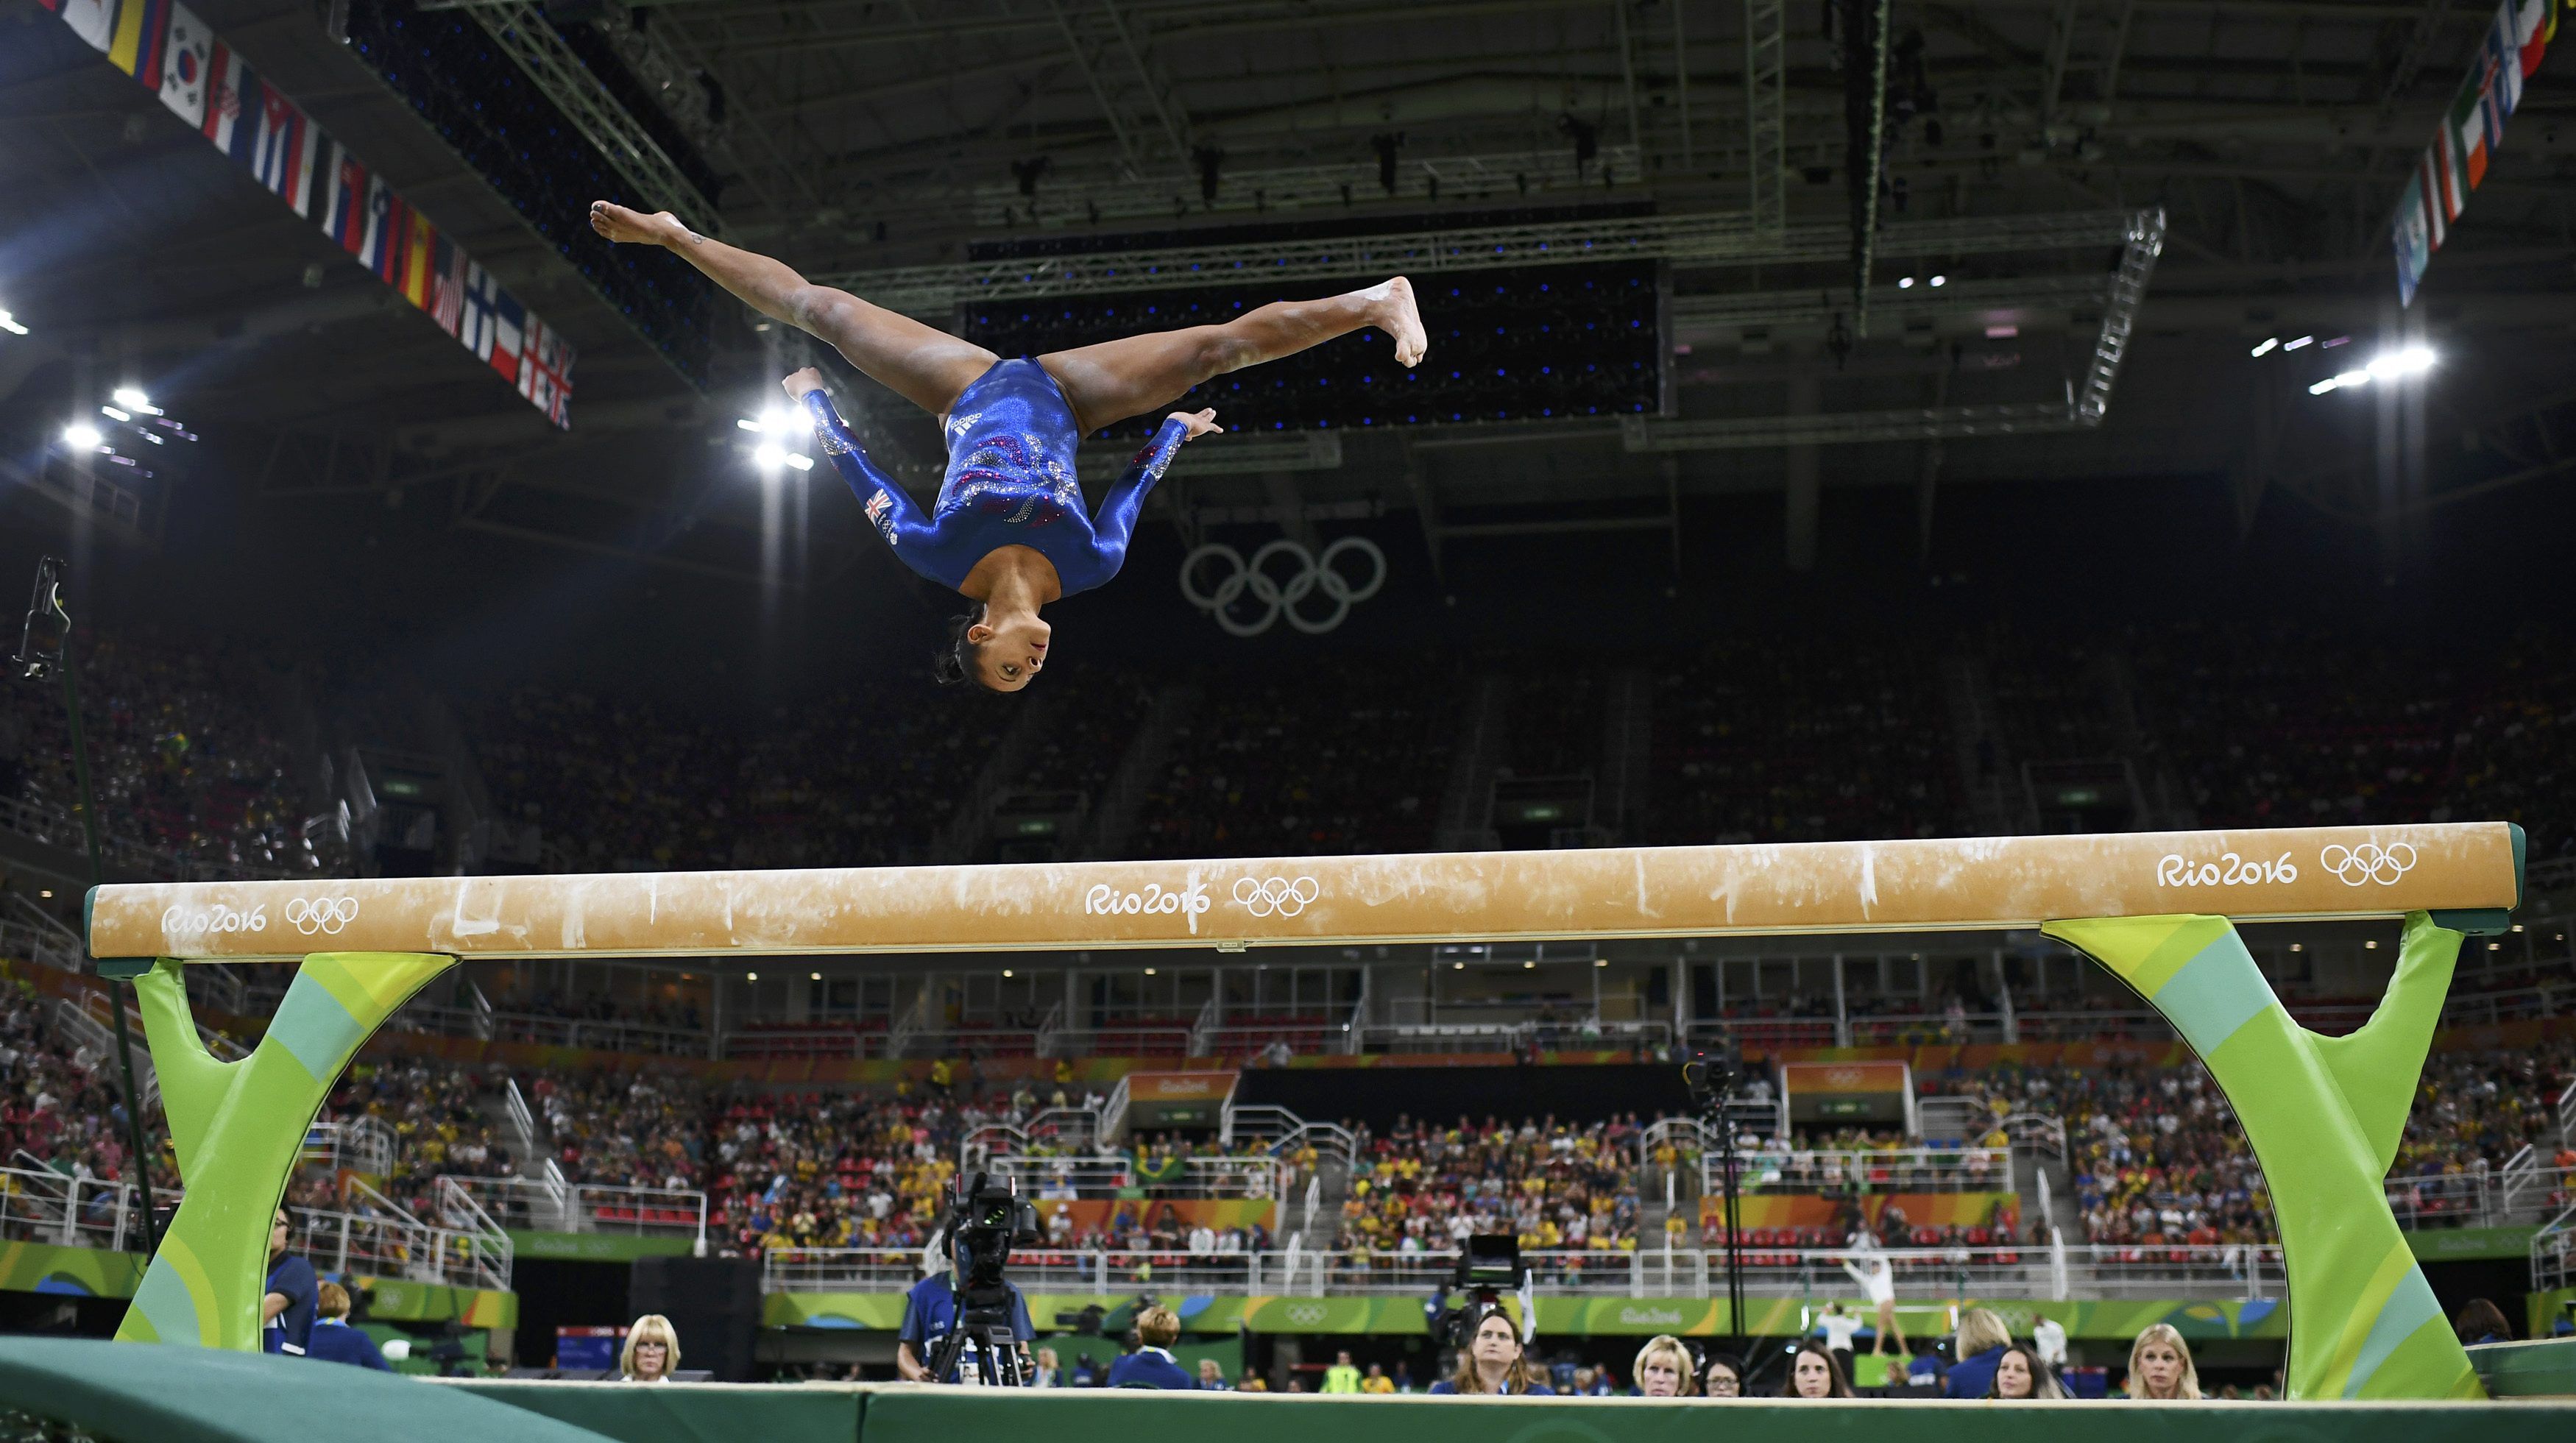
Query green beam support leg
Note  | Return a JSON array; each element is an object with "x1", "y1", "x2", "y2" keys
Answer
[
  {"x1": 114, "y1": 951, "x2": 456, "y2": 1349},
  {"x1": 2045, "y1": 910, "x2": 2482, "y2": 1401}
]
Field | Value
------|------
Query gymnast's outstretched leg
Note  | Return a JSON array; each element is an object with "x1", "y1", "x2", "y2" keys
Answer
[
  {"x1": 590, "y1": 201, "x2": 997, "y2": 418},
  {"x1": 1037, "y1": 278, "x2": 1428, "y2": 435}
]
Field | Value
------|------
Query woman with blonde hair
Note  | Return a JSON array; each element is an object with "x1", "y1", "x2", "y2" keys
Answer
[
  {"x1": 1428, "y1": 1307, "x2": 1554, "y2": 1394},
  {"x1": 1631, "y1": 1334, "x2": 1696, "y2": 1397},
  {"x1": 1942, "y1": 1306, "x2": 2014, "y2": 1397},
  {"x1": 2126, "y1": 1322, "x2": 2202, "y2": 1400},
  {"x1": 620, "y1": 1313, "x2": 682, "y2": 1383}
]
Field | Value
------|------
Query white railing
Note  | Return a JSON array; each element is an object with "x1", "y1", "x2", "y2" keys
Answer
[
  {"x1": 0, "y1": 893, "x2": 84, "y2": 975},
  {"x1": 1099, "y1": 1074, "x2": 1132, "y2": 1141},
  {"x1": 1034, "y1": 999, "x2": 1072, "y2": 1060},
  {"x1": 314, "y1": 1177, "x2": 511, "y2": 1291},
  {"x1": 2000, "y1": 1111, "x2": 2068, "y2": 1163},
  {"x1": 758, "y1": 1242, "x2": 2282, "y2": 1300},
  {"x1": 1356, "y1": 1018, "x2": 1675, "y2": 1054},
  {"x1": 1342, "y1": 971, "x2": 1369, "y2": 1056},
  {"x1": 436, "y1": 1173, "x2": 702, "y2": 1239},
  {"x1": 503, "y1": 1076, "x2": 539, "y2": 1159},
  {"x1": 960, "y1": 1107, "x2": 1103, "y2": 1166},
  {"x1": 302, "y1": 1116, "x2": 395, "y2": 1177},
  {"x1": 467, "y1": 980, "x2": 495, "y2": 1041},
  {"x1": 1718, "y1": 1146, "x2": 2016, "y2": 1196},
  {"x1": 0, "y1": 1163, "x2": 506, "y2": 1290},
  {"x1": 2559, "y1": 1078, "x2": 2576, "y2": 1146},
  {"x1": 1913, "y1": 1096, "x2": 1985, "y2": 1142},
  {"x1": 1188, "y1": 996, "x2": 1221, "y2": 1056},
  {"x1": 2534, "y1": 1199, "x2": 2575, "y2": 1293},
  {"x1": 987, "y1": 1154, "x2": 1279, "y2": 1201},
  {"x1": 2386, "y1": 1161, "x2": 2575, "y2": 1230},
  {"x1": 390, "y1": 998, "x2": 709, "y2": 1057},
  {"x1": 888, "y1": 983, "x2": 931, "y2": 1060},
  {"x1": 0, "y1": 792, "x2": 295, "y2": 883}
]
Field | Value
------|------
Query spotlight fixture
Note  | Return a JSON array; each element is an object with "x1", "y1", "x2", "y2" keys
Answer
[
  {"x1": 2366, "y1": 345, "x2": 2435, "y2": 380},
  {"x1": 2282, "y1": 335, "x2": 2315, "y2": 350},
  {"x1": 111, "y1": 386, "x2": 150, "y2": 411},
  {"x1": 1928, "y1": 274, "x2": 1946, "y2": 287},
  {"x1": 2308, "y1": 369, "x2": 2371, "y2": 396},
  {"x1": 1897, "y1": 276, "x2": 1916, "y2": 289},
  {"x1": 100, "y1": 406, "x2": 131, "y2": 423},
  {"x1": 0, "y1": 310, "x2": 27, "y2": 336},
  {"x1": 62, "y1": 422, "x2": 103, "y2": 450},
  {"x1": 746, "y1": 971, "x2": 760, "y2": 981},
  {"x1": 751, "y1": 442, "x2": 813, "y2": 472},
  {"x1": 2249, "y1": 337, "x2": 2279, "y2": 357}
]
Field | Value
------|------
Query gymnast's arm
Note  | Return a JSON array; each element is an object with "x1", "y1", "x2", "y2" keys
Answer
[
  {"x1": 786, "y1": 370, "x2": 931, "y2": 549},
  {"x1": 1091, "y1": 409, "x2": 1217, "y2": 557}
]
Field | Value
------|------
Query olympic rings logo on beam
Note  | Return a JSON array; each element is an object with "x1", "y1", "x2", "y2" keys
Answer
[
  {"x1": 2319, "y1": 843, "x2": 2418, "y2": 887},
  {"x1": 1233, "y1": 876, "x2": 1320, "y2": 918},
  {"x1": 285, "y1": 896, "x2": 361, "y2": 935},
  {"x1": 1179, "y1": 537, "x2": 1387, "y2": 637}
]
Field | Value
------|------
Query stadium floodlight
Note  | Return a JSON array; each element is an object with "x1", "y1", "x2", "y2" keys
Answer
[
  {"x1": 2366, "y1": 346, "x2": 2435, "y2": 380},
  {"x1": 100, "y1": 406, "x2": 131, "y2": 423},
  {"x1": 1929, "y1": 274, "x2": 1947, "y2": 287},
  {"x1": 111, "y1": 386, "x2": 149, "y2": 411},
  {"x1": 1897, "y1": 276, "x2": 1915, "y2": 289},
  {"x1": 2250, "y1": 337, "x2": 2279, "y2": 357},
  {"x1": 2310, "y1": 369, "x2": 2374, "y2": 395},
  {"x1": 62, "y1": 422, "x2": 103, "y2": 449},
  {"x1": 2282, "y1": 335, "x2": 2315, "y2": 350},
  {"x1": 751, "y1": 442, "x2": 813, "y2": 472},
  {"x1": 0, "y1": 309, "x2": 26, "y2": 336}
]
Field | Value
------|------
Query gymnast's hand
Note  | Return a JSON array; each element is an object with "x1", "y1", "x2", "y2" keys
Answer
[
  {"x1": 1170, "y1": 408, "x2": 1223, "y2": 441},
  {"x1": 782, "y1": 367, "x2": 828, "y2": 400}
]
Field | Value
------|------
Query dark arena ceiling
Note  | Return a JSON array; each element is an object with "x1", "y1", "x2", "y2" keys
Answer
[{"x1": 2, "y1": 0, "x2": 2572, "y2": 595}]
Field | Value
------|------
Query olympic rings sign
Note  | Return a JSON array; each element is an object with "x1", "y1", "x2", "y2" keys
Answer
[
  {"x1": 2319, "y1": 842, "x2": 2418, "y2": 887},
  {"x1": 286, "y1": 896, "x2": 361, "y2": 935},
  {"x1": 1233, "y1": 876, "x2": 1320, "y2": 918},
  {"x1": 1179, "y1": 537, "x2": 1386, "y2": 637}
]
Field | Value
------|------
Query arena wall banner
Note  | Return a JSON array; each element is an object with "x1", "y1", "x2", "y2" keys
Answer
[
  {"x1": 1035, "y1": 1199, "x2": 1278, "y2": 1235},
  {"x1": 1693, "y1": 1191, "x2": 2018, "y2": 1232},
  {"x1": 761, "y1": 1290, "x2": 2285, "y2": 1341},
  {"x1": 36, "y1": 0, "x2": 576, "y2": 425}
]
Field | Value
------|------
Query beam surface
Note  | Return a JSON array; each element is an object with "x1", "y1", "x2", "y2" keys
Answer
[{"x1": 89, "y1": 824, "x2": 2517, "y2": 962}]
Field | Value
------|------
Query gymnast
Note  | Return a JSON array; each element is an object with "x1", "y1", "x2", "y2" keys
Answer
[{"x1": 589, "y1": 201, "x2": 1428, "y2": 692}]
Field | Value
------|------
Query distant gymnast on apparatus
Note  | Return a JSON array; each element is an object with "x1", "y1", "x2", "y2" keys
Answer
[{"x1": 590, "y1": 200, "x2": 1429, "y2": 693}]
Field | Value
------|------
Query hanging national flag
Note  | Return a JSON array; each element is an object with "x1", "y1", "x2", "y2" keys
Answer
[
  {"x1": 459, "y1": 263, "x2": 506, "y2": 364},
  {"x1": 400, "y1": 210, "x2": 438, "y2": 310},
  {"x1": 46, "y1": 0, "x2": 580, "y2": 425},
  {"x1": 318, "y1": 141, "x2": 368, "y2": 252},
  {"x1": 155, "y1": 3, "x2": 210, "y2": 129},
  {"x1": 2445, "y1": 71, "x2": 2488, "y2": 194},
  {"x1": 428, "y1": 234, "x2": 468, "y2": 336},
  {"x1": 2418, "y1": 151, "x2": 2446, "y2": 251},
  {"x1": 201, "y1": 42, "x2": 253, "y2": 160},
  {"x1": 517, "y1": 317, "x2": 574, "y2": 428},
  {"x1": 249, "y1": 82, "x2": 318, "y2": 216},
  {"x1": 357, "y1": 175, "x2": 406, "y2": 283},
  {"x1": 2391, "y1": 174, "x2": 2433, "y2": 308},
  {"x1": 60, "y1": 0, "x2": 117, "y2": 52},
  {"x1": 106, "y1": 0, "x2": 166, "y2": 78}
]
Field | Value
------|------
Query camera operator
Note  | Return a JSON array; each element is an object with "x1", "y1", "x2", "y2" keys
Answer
[{"x1": 897, "y1": 1204, "x2": 1036, "y2": 1383}]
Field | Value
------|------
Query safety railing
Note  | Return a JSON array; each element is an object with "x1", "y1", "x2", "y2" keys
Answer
[
  {"x1": 0, "y1": 1163, "x2": 507, "y2": 1290},
  {"x1": 757, "y1": 1242, "x2": 2282, "y2": 1300},
  {"x1": 1715, "y1": 1146, "x2": 2015, "y2": 1196},
  {"x1": 2559, "y1": 1078, "x2": 2576, "y2": 1146},
  {"x1": 436, "y1": 1173, "x2": 703, "y2": 1239},
  {"x1": 1358, "y1": 1017, "x2": 1673, "y2": 1055},
  {"x1": 986, "y1": 1154, "x2": 1280, "y2": 1201},
  {"x1": 0, "y1": 793, "x2": 294, "y2": 883},
  {"x1": 388, "y1": 997, "x2": 710, "y2": 1057},
  {"x1": 2386, "y1": 1160, "x2": 2575, "y2": 1230},
  {"x1": 0, "y1": 893, "x2": 85, "y2": 974},
  {"x1": 2534, "y1": 1199, "x2": 2575, "y2": 1293},
  {"x1": 302, "y1": 1116, "x2": 395, "y2": 1177},
  {"x1": 959, "y1": 1108, "x2": 1103, "y2": 1166}
]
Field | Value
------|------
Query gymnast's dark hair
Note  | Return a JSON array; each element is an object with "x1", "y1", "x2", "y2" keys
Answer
[{"x1": 932, "y1": 606, "x2": 1005, "y2": 692}]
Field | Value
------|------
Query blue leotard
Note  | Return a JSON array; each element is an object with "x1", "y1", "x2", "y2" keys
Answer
[{"x1": 804, "y1": 358, "x2": 1188, "y2": 597}]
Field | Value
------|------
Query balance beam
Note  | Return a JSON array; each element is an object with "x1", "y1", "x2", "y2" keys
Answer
[{"x1": 87, "y1": 823, "x2": 2520, "y2": 962}]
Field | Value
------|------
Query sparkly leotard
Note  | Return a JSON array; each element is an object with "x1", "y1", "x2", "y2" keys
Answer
[{"x1": 804, "y1": 358, "x2": 1188, "y2": 597}]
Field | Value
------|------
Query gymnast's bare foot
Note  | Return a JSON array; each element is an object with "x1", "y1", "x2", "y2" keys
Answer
[
  {"x1": 590, "y1": 200, "x2": 698, "y2": 247},
  {"x1": 1365, "y1": 276, "x2": 1427, "y2": 366}
]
